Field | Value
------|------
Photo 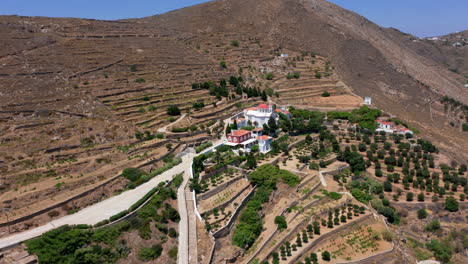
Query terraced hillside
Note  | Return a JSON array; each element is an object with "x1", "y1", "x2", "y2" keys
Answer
[{"x1": 0, "y1": 0, "x2": 467, "y2": 236}]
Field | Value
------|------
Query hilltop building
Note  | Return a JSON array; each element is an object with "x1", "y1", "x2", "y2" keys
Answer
[
  {"x1": 364, "y1": 97, "x2": 372, "y2": 105},
  {"x1": 242, "y1": 104, "x2": 290, "y2": 128}
]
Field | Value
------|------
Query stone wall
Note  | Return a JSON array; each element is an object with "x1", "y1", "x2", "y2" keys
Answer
[
  {"x1": 200, "y1": 183, "x2": 251, "y2": 216},
  {"x1": 212, "y1": 186, "x2": 256, "y2": 239},
  {"x1": 137, "y1": 143, "x2": 181, "y2": 168},
  {"x1": 197, "y1": 176, "x2": 245, "y2": 201}
]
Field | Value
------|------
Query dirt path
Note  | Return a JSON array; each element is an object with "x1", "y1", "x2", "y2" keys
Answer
[{"x1": 157, "y1": 113, "x2": 187, "y2": 133}]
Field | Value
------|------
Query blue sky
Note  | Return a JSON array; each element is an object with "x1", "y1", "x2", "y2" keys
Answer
[{"x1": 1, "y1": 0, "x2": 467, "y2": 37}]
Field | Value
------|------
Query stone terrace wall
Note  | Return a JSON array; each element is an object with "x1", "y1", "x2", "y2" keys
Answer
[
  {"x1": 212, "y1": 186, "x2": 256, "y2": 239},
  {"x1": 200, "y1": 183, "x2": 251, "y2": 216},
  {"x1": 197, "y1": 175, "x2": 245, "y2": 201}
]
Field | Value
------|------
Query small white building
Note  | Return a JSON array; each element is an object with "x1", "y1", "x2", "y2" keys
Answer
[
  {"x1": 364, "y1": 97, "x2": 372, "y2": 105},
  {"x1": 256, "y1": 135, "x2": 273, "y2": 153},
  {"x1": 376, "y1": 120, "x2": 395, "y2": 134},
  {"x1": 397, "y1": 127, "x2": 414, "y2": 135},
  {"x1": 280, "y1": 53, "x2": 289, "y2": 58}
]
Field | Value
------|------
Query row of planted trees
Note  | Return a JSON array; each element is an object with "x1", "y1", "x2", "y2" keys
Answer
[{"x1": 270, "y1": 203, "x2": 365, "y2": 263}]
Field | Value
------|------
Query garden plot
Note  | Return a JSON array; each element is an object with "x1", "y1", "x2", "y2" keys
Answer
[
  {"x1": 297, "y1": 217, "x2": 393, "y2": 264},
  {"x1": 200, "y1": 166, "x2": 243, "y2": 190},
  {"x1": 267, "y1": 201, "x2": 373, "y2": 264},
  {"x1": 198, "y1": 177, "x2": 250, "y2": 214},
  {"x1": 201, "y1": 184, "x2": 253, "y2": 233}
]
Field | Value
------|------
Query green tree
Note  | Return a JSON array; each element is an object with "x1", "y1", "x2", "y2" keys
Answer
[
  {"x1": 246, "y1": 154, "x2": 257, "y2": 169},
  {"x1": 322, "y1": 251, "x2": 331, "y2": 261},
  {"x1": 167, "y1": 105, "x2": 181, "y2": 116},
  {"x1": 444, "y1": 196, "x2": 459, "y2": 212},
  {"x1": 426, "y1": 240, "x2": 452, "y2": 263},
  {"x1": 417, "y1": 208, "x2": 427, "y2": 219},
  {"x1": 220, "y1": 60, "x2": 227, "y2": 68},
  {"x1": 138, "y1": 244, "x2": 163, "y2": 261}
]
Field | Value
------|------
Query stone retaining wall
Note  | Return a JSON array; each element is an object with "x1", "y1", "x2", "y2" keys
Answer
[
  {"x1": 137, "y1": 143, "x2": 181, "y2": 168},
  {"x1": 197, "y1": 175, "x2": 244, "y2": 201},
  {"x1": 336, "y1": 244, "x2": 395, "y2": 264},
  {"x1": 212, "y1": 186, "x2": 256, "y2": 239},
  {"x1": 200, "y1": 183, "x2": 251, "y2": 216}
]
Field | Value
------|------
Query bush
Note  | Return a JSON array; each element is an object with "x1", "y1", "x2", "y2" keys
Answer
[
  {"x1": 138, "y1": 244, "x2": 163, "y2": 261},
  {"x1": 274, "y1": 216, "x2": 287, "y2": 230},
  {"x1": 231, "y1": 40, "x2": 239, "y2": 47},
  {"x1": 425, "y1": 219, "x2": 440, "y2": 232},
  {"x1": 322, "y1": 251, "x2": 331, "y2": 261},
  {"x1": 321, "y1": 91, "x2": 330, "y2": 97},
  {"x1": 315, "y1": 72, "x2": 322, "y2": 79},
  {"x1": 381, "y1": 230, "x2": 395, "y2": 241},
  {"x1": 167, "y1": 105, "x2": 181, "y2": 116},
  {"x1": 168, "y1": 246, "x2": 178, "y2": 260},
  {"x1": 168, "y1": 227, "x2": 178, "y2": 238},
  {"x1": 444, "y1": 196, "x2": 459, "y2": 212},
  {"x1": 417, "y1": 208, "x2": 428, "y2": 219},
  {"x1": 135, "y1": 78, "x2": 146, "y2": 83},
  {"x1": 122, "y1": 168, "x2": 142, "y2": 182},
  {"x1": 220, "y1": 60, "x2": 227, "y2": 68},
  {"x1": 266, "y1": 72, "x2": 274, "y2": 80},
  {"x1": 426, "y1": 240, "x2": 452, "y2": 263}
]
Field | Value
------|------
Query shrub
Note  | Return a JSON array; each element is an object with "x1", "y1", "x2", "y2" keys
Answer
[
  {"x1": 315, "y1": 72, "x2": 322, "y2": 79},
  {"x1": 168, "y1": 246, "x2": 178, "y2": 260},
  {"x1": 167, "y1": 105, "x2": 181, "y2": 116},
  {"x1": 220, "y1": 60, "x2": 227, "y2": 68},
  {"x1": 406, "y1": 192, "x2": 414, "y2": 202},
  {"x1": 426, "y1": 239, "x2": 452, "y2": 263},
  {"x1": 444, "y1": 196, "x2": 459, "y2": 212},
  {"x1": 135, "y1": 78, "x2": 146, "y2": 83},
  {"x1": 417, "y1": 208, "x2": 427, "y2": 219},
  {"x1": 322, "y1": 251, "x2": 331, "y2": 261},
  {"x1": 231, "y1": 40, "x2": 239, "y2": 47},
  {"x1": 266, "y1": 72, "x2": 274, "y2": 80},
  {"x1": 381, "y1": 230, "x2": 395, "y2": 241},
  {"x1": 168, "y1": 227, "x2": 178, "y2": 238},
  {"x1": 274, "y1": 216, "x2": 287, "y2": 231},
  {"x1": 138, "y1": 244, "x2": 163, "y2": 261},
  {"x1": 425, "y1": 219, "x2": 440, "y2": 232},
  {"x1": 321, "y1": 91, "x2": 330, "y2": 97},
  {"x1": 122, "y1": 168, "x2": 142, "y2": 182}
]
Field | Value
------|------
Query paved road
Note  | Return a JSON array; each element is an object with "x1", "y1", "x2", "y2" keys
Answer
[
  {"x1": 0, "y1": 153, "x2": 195, "y2": 250},
  {"x1": 177, "y1": 164, "x2": 191, "y2": 264},
  {"x1": 157, "y1": 114, "x2": 187, "y2": 133}
]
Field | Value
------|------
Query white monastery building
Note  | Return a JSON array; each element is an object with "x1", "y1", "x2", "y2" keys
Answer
[{"x1": 243, "y1": 104, "x2": 290, "y2": 128}]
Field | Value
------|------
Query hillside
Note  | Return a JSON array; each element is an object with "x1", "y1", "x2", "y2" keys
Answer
[{"x1": 0, "y1": 0, "x2": 466, "y2": 261}]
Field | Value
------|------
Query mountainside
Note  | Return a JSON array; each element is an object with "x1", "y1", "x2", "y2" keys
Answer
[
  {"x1": 0, "y1": 0, "x2": 466, "y2": 233},
  {"x1": 144, "y1": 0, "x2": 468, "y2": 157},
  {"x1": 0, "y1": 1, "x2": 467, "y2": 263}
]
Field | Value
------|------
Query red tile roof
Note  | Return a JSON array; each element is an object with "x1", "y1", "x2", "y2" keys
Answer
[
  {"x1": 257, "y1": 135, "x2": 270, "y2": 140},
  {"x1": 257, "y1": 104, "x2": 269, "y2": 109},
  {"x1": 253, "y1": 127, "x2": 264, "y2": 132},
  {"x1": 377, "y1": 120, "x2": 394, "y2": 125},
  {"x1": 229, "y1": 129, "x2": 251, "y2": 137},
  {"x1": 245, "y1": 107, "x2": 257, "y2": 111}
]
